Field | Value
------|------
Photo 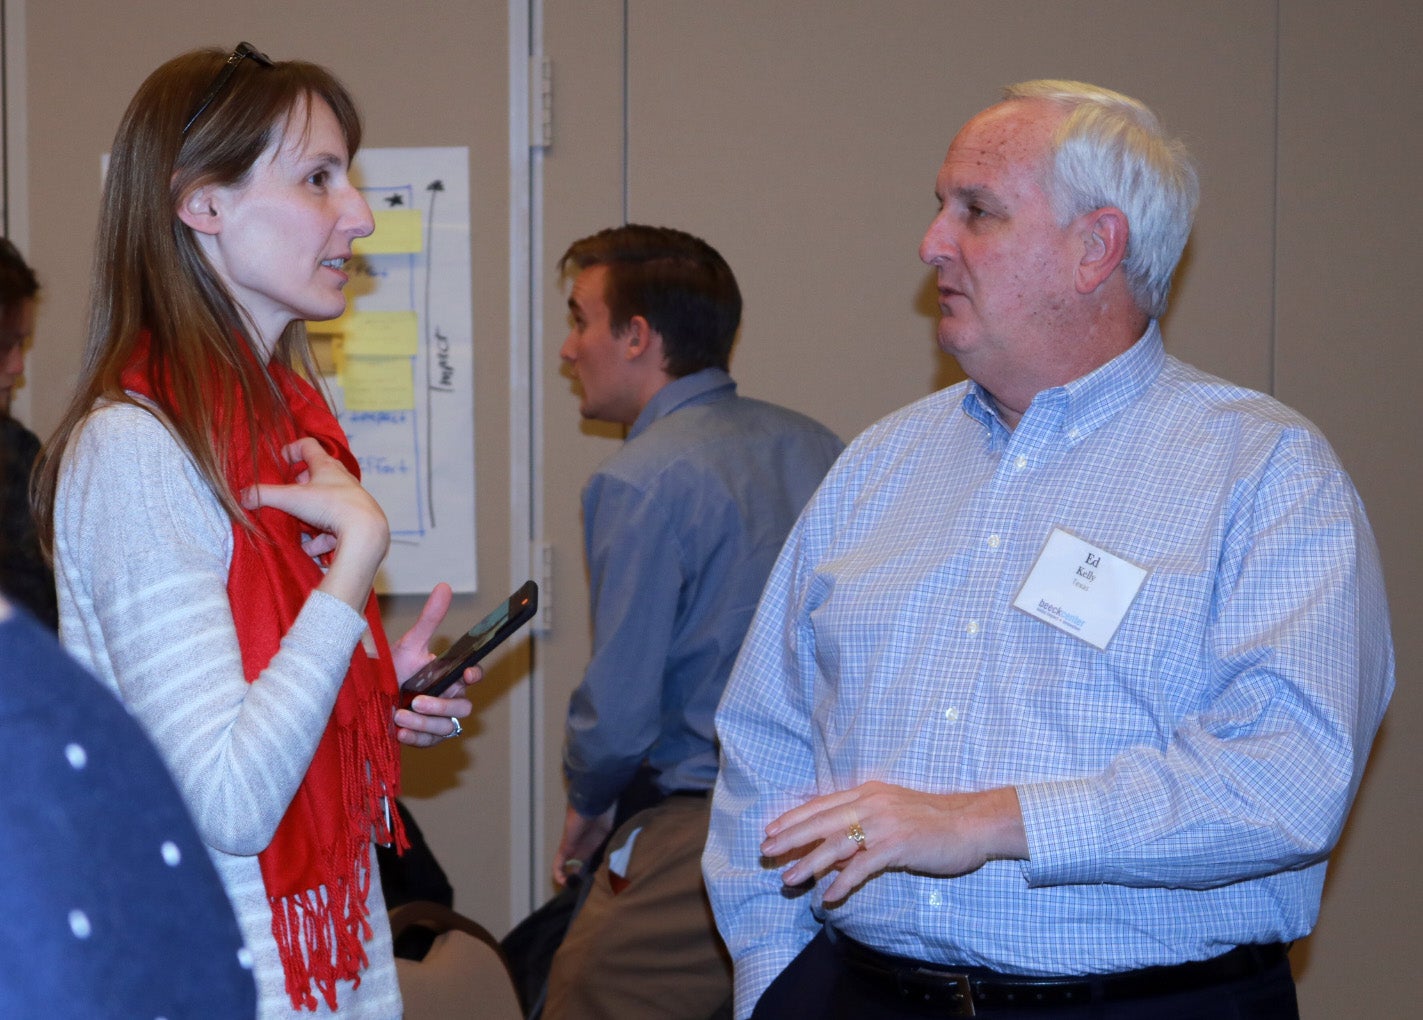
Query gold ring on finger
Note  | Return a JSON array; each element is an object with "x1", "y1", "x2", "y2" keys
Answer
[{"x1": 847, "y1": 822, "x2": 867, "y2": 850}]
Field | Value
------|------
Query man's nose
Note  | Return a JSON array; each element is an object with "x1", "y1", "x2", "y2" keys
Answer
[{"x1": 919, "y1": 213, "x2": 956, "y2": 266}]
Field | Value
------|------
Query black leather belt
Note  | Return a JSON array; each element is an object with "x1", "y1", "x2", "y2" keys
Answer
[{"x1": 828, "y1": 928, "x2": 1288, "y2": 1015}]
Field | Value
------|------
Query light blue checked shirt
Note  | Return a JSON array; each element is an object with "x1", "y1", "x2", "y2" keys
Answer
[{"x1": 704, "y1": 324, "x2": 1394, "y2": 1017}]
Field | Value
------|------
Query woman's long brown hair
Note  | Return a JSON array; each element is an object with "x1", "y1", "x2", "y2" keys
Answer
[{"x1": 32, "y1": 47, "x2": 363, "y2": 556}]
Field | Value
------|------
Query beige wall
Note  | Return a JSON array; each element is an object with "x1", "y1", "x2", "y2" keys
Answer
[{"x1": 1272, "y1": 2, "x2": 1423, "y2": 1012}]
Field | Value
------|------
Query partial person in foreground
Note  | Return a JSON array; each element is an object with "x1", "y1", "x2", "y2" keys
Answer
[
  {"x1": 33, "y1": 43, "x2": 476, "y2": 1018},
  {"x1": 0, "y1": 239, "x2": 56, "y2": 629},
  {"x1": 541, "y1": 225, "x2": 843, "y2": 1019},
  {"x1": 704, "y1": 79, "x2": 1393, "y2": 1020},
  {"x1": 0, "y1": 592, "x2": 256, "y2": 1016}
]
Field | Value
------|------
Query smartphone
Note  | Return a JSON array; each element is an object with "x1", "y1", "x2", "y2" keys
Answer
[{"x1": 400, "y1": 580, "x2": 538, "y2": 704}]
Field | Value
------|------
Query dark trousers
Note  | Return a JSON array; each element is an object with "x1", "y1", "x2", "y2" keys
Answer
[{"x1": 751, "y1": 929, "x2": 1299, "y2": 1020}]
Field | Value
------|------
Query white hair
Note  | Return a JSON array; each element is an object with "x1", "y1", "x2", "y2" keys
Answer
[{"x1": 1003, "y1": 79, "x2": 1200, "y2": 319}]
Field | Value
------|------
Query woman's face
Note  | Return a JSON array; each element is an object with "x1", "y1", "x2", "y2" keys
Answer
[{"x1": 190, "y1": 96, "x2": 374, "y2": 357}]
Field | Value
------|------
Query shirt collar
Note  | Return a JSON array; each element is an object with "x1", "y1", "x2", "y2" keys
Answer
[
  {"x1": 628, "y1": 367, "x2": 737, "y2": 441},
  {"x1": 961, "y1": 322, "x2": 1165, "y2": 446}
]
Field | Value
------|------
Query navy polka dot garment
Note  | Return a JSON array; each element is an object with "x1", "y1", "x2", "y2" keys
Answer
[{"x1": 0, "y1": 602, "x2": 257, "y2": 1017}]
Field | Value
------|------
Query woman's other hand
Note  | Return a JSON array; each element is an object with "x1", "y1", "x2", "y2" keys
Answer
[{"x1": 241, "y1": 437, "x2": 389, "y2": 612}]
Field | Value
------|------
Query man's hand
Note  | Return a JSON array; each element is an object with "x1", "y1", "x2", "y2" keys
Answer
[
  {"x1": 553, "y1": 803, "x2": 615, "y2": 887},
  {"x1": 760, "y1": 781, "x2": 1028, "y2": 902}
]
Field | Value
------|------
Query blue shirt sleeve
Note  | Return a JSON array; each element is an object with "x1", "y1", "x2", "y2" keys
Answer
[
  {"x1": 563, "y1": 470, "x2": 684, "y2": 817},
  {"x1": 1019, "y1": 438, "x2": 1394, "y2": 888},
  {"x1": 704, "y1": 507, "x2": 829, "y2": 1017}
]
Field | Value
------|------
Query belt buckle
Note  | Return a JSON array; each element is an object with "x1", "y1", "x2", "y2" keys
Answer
[{"x1": 902, "y1": 966, "x2": 976, "y2": 1016}]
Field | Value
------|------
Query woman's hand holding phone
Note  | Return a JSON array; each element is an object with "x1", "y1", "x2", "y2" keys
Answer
[{"x1": 391, "y1": 582, "x2": 477, "y2": 747}]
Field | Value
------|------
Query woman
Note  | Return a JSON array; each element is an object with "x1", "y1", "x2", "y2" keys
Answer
[
  {"x1": 0, "y1": 239, "x2": 55, "y2": 629},
  {"x1": 33, "y1": 44, "x2": 473, "y2": 1017}
]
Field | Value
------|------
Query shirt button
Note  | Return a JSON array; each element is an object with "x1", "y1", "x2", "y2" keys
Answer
[
  {"x1": 965, "y1": 620, "x2": 980, "y2": 636},
  {"x1": 1068, "y1": 428, "x2": 1080, "y2": 440},
  {"x1": 987, "y1": 534, "x2": 1001, "y2": 549},
  {"x1": 1014, "y1": 454, "x2": 1028, "y2": 470},
  {"x1": 928, "y1": 889, "x2": 945, "y2": 907},
  {"x1": 944, "y1": 706, "x2": 959, "y2": 722}
]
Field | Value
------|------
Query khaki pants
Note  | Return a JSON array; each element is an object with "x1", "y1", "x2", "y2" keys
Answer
[{"x1": 542, "y1": 795, "x2": 733, "y2": 1020}]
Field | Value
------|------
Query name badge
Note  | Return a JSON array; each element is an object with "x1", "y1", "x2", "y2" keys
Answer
[{"x1": 1013, "y1": 528, "x2": 1148, "y2": 650}]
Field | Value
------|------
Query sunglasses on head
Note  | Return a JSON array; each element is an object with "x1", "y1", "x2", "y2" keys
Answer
[{"x1": 181, "y1": 41, "x2": 274, "y2": 135}]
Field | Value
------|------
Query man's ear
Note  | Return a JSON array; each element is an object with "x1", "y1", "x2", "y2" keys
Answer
[
  {"x1": 1075, "y1": 206, "x2": 1129, "y2": 295},
  {"x1": 175, "y1": 185, "x2": 222, "y2": 236},
  {"x1": 621, "y1": 315, "x2": 661, "y2": 363}
]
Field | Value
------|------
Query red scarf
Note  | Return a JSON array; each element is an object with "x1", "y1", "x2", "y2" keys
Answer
[{"x1": 122, "y1": 337, "x2": 407, "y2": 1011}]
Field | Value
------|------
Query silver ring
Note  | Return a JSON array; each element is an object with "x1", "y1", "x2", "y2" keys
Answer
[{"x1": 448, "y1": 716, "x2": 463, "y2": 739}]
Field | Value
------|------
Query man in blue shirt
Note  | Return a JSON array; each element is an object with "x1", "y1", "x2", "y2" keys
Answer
[
  {"x1": 704, "y1": 81, "x2": 1394, "y2": 1019},
  {"x1": 543, "y1": 225, "x2": 844, "y2": 1019}
]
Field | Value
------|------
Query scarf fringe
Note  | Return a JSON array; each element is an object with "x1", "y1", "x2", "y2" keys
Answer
[
  {"x1": 271, "y1": 864, "x2": 373, "y2": 1013},
  {"x1": 271, "y1": 687, "x2": 409, "y2": 1012}
]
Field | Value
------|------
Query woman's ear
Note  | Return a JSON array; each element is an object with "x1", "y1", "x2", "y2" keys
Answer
[{"x1": 176, "y1": 185, "x2": 222, "y2": 235}]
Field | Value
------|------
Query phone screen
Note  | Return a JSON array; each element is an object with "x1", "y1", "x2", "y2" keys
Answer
[{"x1": 400, "y1": 580, "x2": 538, "y2": 704}]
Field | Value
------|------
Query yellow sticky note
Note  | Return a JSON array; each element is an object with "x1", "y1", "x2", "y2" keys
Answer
[
  {"x1": 343, "y1": 311, "x2": 419, "y2": 357},
  {"x1": 307, "y1": 332, "x2": 340, "y2": 377},
  {"x1": 353, "y1": 209, "x2": 424, "y2": 255},
  {"x1": 342, "y1": 355, "x2": 414, "y2": 411}
]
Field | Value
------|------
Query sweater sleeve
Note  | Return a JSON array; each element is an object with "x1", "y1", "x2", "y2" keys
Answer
[{"x1": 54, "y1": 403, "x2": 371, "y2": 856}]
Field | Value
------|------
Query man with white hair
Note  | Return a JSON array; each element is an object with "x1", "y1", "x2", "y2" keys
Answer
[{"x1": 703, "y1": 80, "x2": 1394, "y2": 1019}]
